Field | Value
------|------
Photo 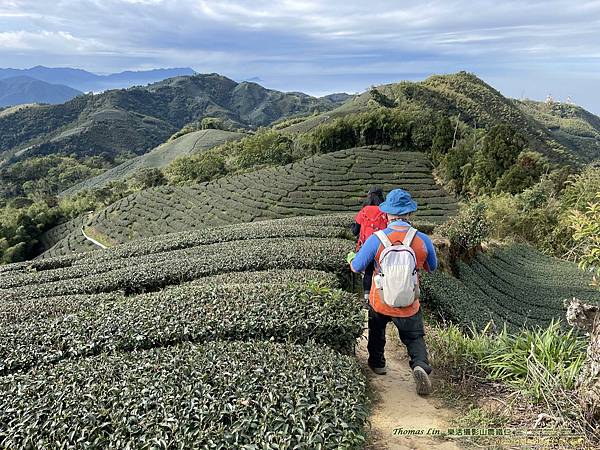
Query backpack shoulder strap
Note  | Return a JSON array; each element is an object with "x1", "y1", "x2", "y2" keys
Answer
[
  {"x1": 374, "y1": 230, "x2": 392, "y2": 248},
  {"x1": 403, "y1": 227, "x2": 418, "y2": 246}
]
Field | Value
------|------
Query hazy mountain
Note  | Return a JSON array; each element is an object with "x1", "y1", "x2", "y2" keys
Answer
[
  {"x1": 0, "y1": 76, "x2": 83, "y2": 107},
  {"x1": 0, "y1": 66, "x2": 196, "y2": 92}
]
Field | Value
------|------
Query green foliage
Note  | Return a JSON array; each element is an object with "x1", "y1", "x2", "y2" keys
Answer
[
  {"x1": 439, "y1": 130, "x2": 480, "y2": 194},
  {"x1": 234, "y1": 129, "x2": 294, "y2": 168},
  {"x1": 0, "y1": 235, "x2": 353, "y2": 299},
  {"x1": 0, "y1": 154, "x2": 106, "y2": 201},
  {"x1": 369, "y1": 87, "x2": 397, "y2": 108},
  {"x1": 562, "y1": 166, "x2": 600, "y2": 210},
  {"x1": 427, "y1": 320, "x2": 587, "y2": 403},
  {"x1": 0, "y1": 200, "x2": 63, "y2": 263},
  {"x1": 569, "y1": 194, "x2": 600, "y2": 280},
  {"x1": 470, "y1": 124, "x2": 528, "y2": 194},
  {"x1": 439, "y1": 124, "x2": 547, "y2": 197},
  {"x1": 0, "y1": 341, "x2": 369, "y2": 449},
  {"x1": 0, "y1": 284, "x2": 363, "y2": 375},
  {"x1": 482, "y1": 321, "x2": 586, "y2": 401},
  {"x1": 494, "y1": 151, "x2": 548, "y2": 194},
  {"x1": 437, "y1": 202, "x2": 489, "y2": 254},
  {"x1": 421, "y1": 244, "x2": 600, "y2": 331},
  {"x1": 128, "y1": 168, "x2": 167, "y2": 190},
  {"x1": 200, "y1": 116, "x2": 226, "y2": 130},
  {"x1": 430, "y1": 115, "x2": 454, "y2": 165},
  {"x1": 163, "y1": 151, "x2": 226, "y2": 184},
  {"x1": 481, "y1": 167, "x2": 600, "y2": 261}
]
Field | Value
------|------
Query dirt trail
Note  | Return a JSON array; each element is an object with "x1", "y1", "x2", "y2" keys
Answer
[{"x1": 357, "y1": 326, "x2": 463, "y2": 450}]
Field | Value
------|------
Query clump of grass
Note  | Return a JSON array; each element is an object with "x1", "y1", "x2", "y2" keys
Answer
[
  {"x1": 427, "y1": 320, "x2": 595, "y2": 440},
  {"x1": 481, "y1": 321, "x2": 586, "y2": 402}
]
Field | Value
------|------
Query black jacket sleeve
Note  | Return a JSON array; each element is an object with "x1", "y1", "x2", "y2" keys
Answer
[{"x1": 351, "y1": 222, "x2": 361, "y2": 238}]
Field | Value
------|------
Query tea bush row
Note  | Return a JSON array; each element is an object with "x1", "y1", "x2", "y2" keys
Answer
[
  {"x1": 0, "y1": 237, "x2": 353, "y2": 299},
  {"x1": 0, "y1": 269, "x2": 339, "y2": 326},
  {"x1": 0, "y1": 340, "x2": 368, "y2": 449},
  {"x1": 421, "y1": 244, "x2": 600, "y2": 331},
  {"x1": 0, "y1": 283, "x2": 363, "y2": 376},
  {"x1": 41, "y1": 147, "x2": 457, "y2": 255}
]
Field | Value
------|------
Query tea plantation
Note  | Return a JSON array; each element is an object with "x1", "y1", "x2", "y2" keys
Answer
[
  {"x1": 0, "y1": 215, "x2": 370, "y2": 448},
  {"x1": 1, "y1": 207, "x2": 597, "y2": 446},
  {"x1": 421, "y1": 244, "x2": 600, "y2": 331},
  {"x1": 40, "y1": 146, "x2": 457, "y2": 257}
]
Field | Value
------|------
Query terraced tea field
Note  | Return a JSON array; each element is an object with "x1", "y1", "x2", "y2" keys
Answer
[
  {"x1": 2, "y1": 207, "x2": 596, "y2": 446},
  {"x1": 421, "y1": 244, "x2": 600, "y2": 331},
  {"x1": 41, "y1": 146, "x2": 457, "y2": 257},
  {"x1": 0, "y1": 215, "x2": 369, "y2": 447}
]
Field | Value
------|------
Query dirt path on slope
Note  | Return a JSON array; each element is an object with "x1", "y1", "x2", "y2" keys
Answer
[{"x1": 357, "y1": 326, "x2": 463, "y2": 450}]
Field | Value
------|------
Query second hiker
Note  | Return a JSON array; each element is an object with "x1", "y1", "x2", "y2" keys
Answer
[
  {"x1": 349, "y1": 188, "x2": 438, "y2": 395},
  {"x1": 351, "y1": 187, "x2": 387, "y2": 303}
]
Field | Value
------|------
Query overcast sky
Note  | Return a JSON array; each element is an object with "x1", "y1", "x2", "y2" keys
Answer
[{"x1": 1, "y1": 0, "x2": 599, "y2": 113}]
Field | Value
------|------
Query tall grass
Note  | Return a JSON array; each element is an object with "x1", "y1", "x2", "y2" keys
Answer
[
  {"x1": 428, "y1": 320, "x2": 586, "y2": 400},
  {"x1": 427, "y1": 320, "x2": 594, "y2": 438}
]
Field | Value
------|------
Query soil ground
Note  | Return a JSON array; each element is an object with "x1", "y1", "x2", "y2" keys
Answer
[{"x1": 357, "y1": 324, "x2": 463, "y2": 450}]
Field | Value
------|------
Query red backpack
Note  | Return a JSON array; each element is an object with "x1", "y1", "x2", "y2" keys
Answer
[{"x1": 355, "y1": 205, "x2": 388, "y2": 250}]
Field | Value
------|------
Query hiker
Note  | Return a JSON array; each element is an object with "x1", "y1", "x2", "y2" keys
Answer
[
  {"x1": 348, "y1": 188, "x2": 438, "y2": 395},
  {"x1": 351, "y1": 187, "x2": 387, "y2": 303}
]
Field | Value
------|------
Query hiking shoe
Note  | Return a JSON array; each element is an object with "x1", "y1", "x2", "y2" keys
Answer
[
  {"x1": 370, "y1": 365, "x2": 387, "y2": 375},
  {"x1": 413, "y1": 366, "x2": 432, "y2": 395}
]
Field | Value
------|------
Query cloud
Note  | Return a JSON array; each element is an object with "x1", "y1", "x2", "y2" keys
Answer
[{"x1": 0, "y1": 1, "x2": 599, "y2": 111}]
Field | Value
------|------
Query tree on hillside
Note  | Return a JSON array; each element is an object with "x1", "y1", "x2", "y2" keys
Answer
[
  {"x1": 430, "y1": 116, "x2": 454, "y2": 165},
  {"x1": 471, "y1": 124, "x2": 527, "y2": 194},
  {"x1": 494, "y1": 151, "x2": 548, "y2": 194},
  {"x1": 129, "y1": 168, "x2": 167, "y2": 190},
  {"x1": 201, "y1": 117, "x2": 226, "y2": 130},
  {"x1": 368, "y1": 87, "x2": 397, "y2": 108}
]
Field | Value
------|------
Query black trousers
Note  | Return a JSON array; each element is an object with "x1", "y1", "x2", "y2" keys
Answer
[{"x1": 367, "y1": 307, "x2": 432, "y2": 374}]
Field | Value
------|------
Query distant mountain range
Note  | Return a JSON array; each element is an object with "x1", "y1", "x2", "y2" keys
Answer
[
  {"x1": 0, "y1": 72, "x2": 343, "y2": 169},
  {"x1": 0, "y1": 66, "x2": 196, "y2": 95},
  {"x1": 0, "y1": 76, "x2": 83, "y2": 107}
]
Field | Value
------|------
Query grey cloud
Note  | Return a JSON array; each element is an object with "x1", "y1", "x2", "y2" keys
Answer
[{"x1": 0, "y1": 0, "x2": 599, "y2": 112}]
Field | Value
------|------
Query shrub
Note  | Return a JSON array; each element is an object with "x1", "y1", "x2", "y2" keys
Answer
[
  {"x1": 0, "y1": 237, "x2": 353, "y2": 299},
  {"x1": 128, "y1": 168, "x2": 167, "y2": 190},
  {"x1": 0, "y1": 341, "x2": 369, "y2": 449},
  {"x1": 421, "y1": 244, "x2": 600, "y2": 331},
  {"x1": 437, "y1": 202, "x2": 489, "y2": 258},
  {"x1": 570, "y1": 194, "x2": 600, "y2": 280},
  {"x1": 164, "y1": 151, "x2": 226, "y2": 184}
]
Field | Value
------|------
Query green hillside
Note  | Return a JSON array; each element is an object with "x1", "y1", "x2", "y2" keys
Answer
[
  {"x1": 40, "y1": 146, "x2": 457, "y2": 257},
  {"x1": 284, "y1": 72, "x2": 599, "y2": 164},
  {"x1": 0, "y1": 73, "x2": 340, "y2": 170},
  {"x1": 516, "y1": 99, "x2": 600, "y2": 162},
  {"x1": 60, "y1": 129, "x2": 244, "y2": 196}
]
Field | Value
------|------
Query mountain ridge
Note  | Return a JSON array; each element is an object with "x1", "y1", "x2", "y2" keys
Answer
[
  {"x1": 0, "y1": 72, "x2": 339, "y2": 166},
  {"x1": 0, "y1": 76, "x2": 83, "y2": 107}
]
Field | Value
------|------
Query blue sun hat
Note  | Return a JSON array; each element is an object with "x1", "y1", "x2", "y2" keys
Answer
[{"x1": 378, "y1": 188, "x2": 418, "y2": 216}]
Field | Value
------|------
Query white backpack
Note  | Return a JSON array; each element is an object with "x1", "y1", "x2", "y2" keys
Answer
[{"x1": 373, "y1": 227, "x2": 420, "y2": 308}]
